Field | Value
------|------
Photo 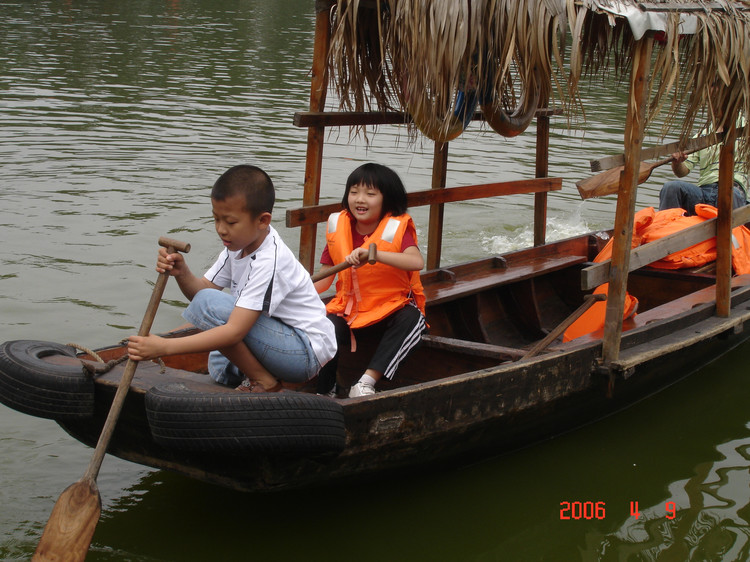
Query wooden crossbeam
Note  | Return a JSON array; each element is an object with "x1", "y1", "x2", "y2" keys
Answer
[
  {"x1": 294, "y1": 111, "x2": 411, "y2": 128},
  {"x1": 293, "y1": 108, "x2": 564, "y2": 129},
  {"x1": 582, "y1": 204, "x2": 750, "y2": 290},
  {"x1": 639, "y1": 2, "x2": 750, "y2": 11},
  {"x1": 286, "y1": 177, "x2": 562, "y2": 227}
]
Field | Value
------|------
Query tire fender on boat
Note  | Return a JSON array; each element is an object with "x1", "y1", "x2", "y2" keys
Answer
[
  {"x1": 145, "y1": 383, "x2": 347, "y2": 456},
  {"x1": 0, "y1": 340, "x2": 95, "y2": 420},
  {"x1": 405, "y1": 69, "x2": 480, "y2": 143}
]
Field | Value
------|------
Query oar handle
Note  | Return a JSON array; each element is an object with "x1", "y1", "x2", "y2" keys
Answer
[
  {"x1": 159, "y1": 236, "x2": 191, "y2": 254},
  {"x1": 83, "y1": 237, "x2": 190, "y2": 481},
  {"x1": 311, "y1": 243, "x2": 377, "y2": 283}
]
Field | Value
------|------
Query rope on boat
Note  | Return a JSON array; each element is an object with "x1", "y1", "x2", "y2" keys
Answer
[
  {"x1": 66, "y1": 342, "x2": 166, "y2": 376},
  {"x1": 66, "y1": 343, "x2": 105, "y2": 364}
]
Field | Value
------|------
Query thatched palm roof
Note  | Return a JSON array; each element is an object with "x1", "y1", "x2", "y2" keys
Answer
[{"x1": 325, "y1": 0, "x2": 750, "y2": 165}]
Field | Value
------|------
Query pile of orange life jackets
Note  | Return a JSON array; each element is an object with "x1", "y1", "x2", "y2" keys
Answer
[{"x1": 563, "y1": 205, "x2": 750, "y2": 342}]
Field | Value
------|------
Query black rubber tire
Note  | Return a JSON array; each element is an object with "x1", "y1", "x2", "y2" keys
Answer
[
  {"x1": 0, "y1": 340, "x2": 94, "y2": 419},
  {"x1": 145, "y1": 383, "x2": 346, "y2": 456}
]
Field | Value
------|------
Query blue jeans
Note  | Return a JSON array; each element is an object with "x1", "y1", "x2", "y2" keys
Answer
[
  {"x1": 182, "y1": 289, "x2": 320, "y2": 386},
  {"x1": 659, "y1": 181, "x2": 747, "y2": 216}
]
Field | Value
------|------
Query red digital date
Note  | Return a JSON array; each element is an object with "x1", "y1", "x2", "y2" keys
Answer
[{"x1": 560, "y1": 501, "x2": 606, "y2": 520}]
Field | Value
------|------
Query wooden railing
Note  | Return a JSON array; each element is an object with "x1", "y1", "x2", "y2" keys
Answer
[{"x1": 286, "y1": 177, "x2": 562, "y2": 227}]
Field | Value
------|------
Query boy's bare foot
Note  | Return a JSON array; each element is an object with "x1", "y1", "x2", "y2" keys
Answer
[{"x1": 235, "y1": 378, "x2": 283, "y2": 393}]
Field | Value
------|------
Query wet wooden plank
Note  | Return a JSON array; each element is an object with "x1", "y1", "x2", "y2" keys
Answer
[
  {"x1": 602, "y1": 35, "x2": 654, "y2": 364},
  {"x1": 421, "y1": 335, "x2": 524, "y2": 360},
  {"x1": 716, "y1": 127, "x2": 737, "y2": 317},
  {"x1": 427, "y1": 141, "x2": 449, "y2": 269},
  {"x1": 611, "y1": 310, "x2": 750, "y2": 378},
  {"x1": 423, "y1": 255, "x2": 586, "y2": 305}
]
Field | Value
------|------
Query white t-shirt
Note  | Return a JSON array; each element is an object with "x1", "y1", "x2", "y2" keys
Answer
[{"x1": 203, "y1": 226, "x2": 336, "y2": 366}]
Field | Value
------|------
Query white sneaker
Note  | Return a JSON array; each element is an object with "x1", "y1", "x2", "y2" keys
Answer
[{"x1": 349, "y1": 381, "x2": 376, "y2": 398}]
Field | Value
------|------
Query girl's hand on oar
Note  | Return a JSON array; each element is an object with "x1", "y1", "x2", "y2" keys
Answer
[
  {"x1": 346, "y1": 246, "x2": 374, "y2": 267},
  {"x1": 311, "y1": 244, "x2": 376, "y2": 287}
]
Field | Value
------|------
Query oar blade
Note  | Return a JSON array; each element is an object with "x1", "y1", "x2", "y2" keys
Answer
[
  {"x1": 576, "y1": 161, "x2": 659, "y2": 200},
  {"x1": 33, "y1": 478, "x2": 101, "y2": 562},
  {"x1": 576, "y1": 166, "x2": 623, "y2": 199}
]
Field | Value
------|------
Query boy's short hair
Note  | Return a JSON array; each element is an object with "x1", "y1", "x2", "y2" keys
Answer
[
  {"x1": 342, "y1": 163, "x2": 408, "y2": 217},
  {"x1": 212, "y1": 165, "x2": 275, "y2": 217}
]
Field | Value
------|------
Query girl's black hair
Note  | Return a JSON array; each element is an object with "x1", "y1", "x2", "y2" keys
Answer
[{"x1": 342, "y1": 163, "x2": 408, "y2": 218}]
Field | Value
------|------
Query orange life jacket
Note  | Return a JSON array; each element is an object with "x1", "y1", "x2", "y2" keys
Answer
[
  {"x1": 562, "y1": 282, "x2": 638, "y2": 342},
  {"x1": 593, "y1": 205, "x2": 750, "y2": 272},
  {"x1": 325, "y1": 211, "x2": 426, "y2": 329},
  {"x1": 563, "y1": 205, "x2": 750, "y2": 341},
  {"x1": 562, "y1": 207, "x2": 654, "y2": 342},
  {"x1": 641, "y1": 206, "x2": 716, "y2": 269}
]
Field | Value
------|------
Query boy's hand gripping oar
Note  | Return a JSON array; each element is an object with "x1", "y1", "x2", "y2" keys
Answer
[
  {"x1": 33, "y1": 236, "x2": 190, "y2": 562},
  {"x1": 311, "y1": 243, "x2": 376, "y2": 283}
]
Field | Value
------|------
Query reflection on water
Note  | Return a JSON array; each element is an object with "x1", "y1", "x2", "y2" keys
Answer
[
  {"x1": 2, "y1": 1, "x2": 750, "y2": 561},
  {"x1": 599, "y1": 433, "x2": 750, "y2": 561}
]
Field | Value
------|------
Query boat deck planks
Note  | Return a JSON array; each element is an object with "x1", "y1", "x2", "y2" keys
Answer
[{"x1": 612, "y1": 308, "x2": 750, "y2": 378}]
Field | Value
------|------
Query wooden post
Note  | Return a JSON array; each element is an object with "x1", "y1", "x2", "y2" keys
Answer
[
  {"x1": 534, "y1": 109, "x2": 551, "y2": 246},
  {"x1": 298, "y1": 6, "x2": 331, "y2": 272},
  {"x1": 427, "y1": 141, "x2": 449, "y2": 270},
  {"x1": 601, "y1": 35, "x2": 654, "y2": 364},
  {"x1": 715, "y1": 123, "x2": 736, "y2": 317}
]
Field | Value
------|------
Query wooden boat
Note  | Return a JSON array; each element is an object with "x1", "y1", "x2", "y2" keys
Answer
[
  {"x1": 2, "y1": 0, "x2": 750, "y2": 493},
  {"x1": 4, "y1": 234, "x2": 750, "y2": 492}
]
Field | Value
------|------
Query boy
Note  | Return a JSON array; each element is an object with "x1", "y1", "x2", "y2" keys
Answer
[{"x1": 127, "y1": 165, "x2": 337, "y2": 393}]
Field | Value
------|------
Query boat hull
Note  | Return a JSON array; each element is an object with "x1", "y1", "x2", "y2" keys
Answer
[{"x1": 52, "y1": 291, "x2": 750, "y2": 491}]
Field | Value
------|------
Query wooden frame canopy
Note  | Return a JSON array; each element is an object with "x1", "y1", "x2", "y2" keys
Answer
[{"x1": 293, "y1": 0, "x2": 750, "y2": 366}]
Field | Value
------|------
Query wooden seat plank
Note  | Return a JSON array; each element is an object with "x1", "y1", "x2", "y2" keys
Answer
[
  {"x1": 421, "y1": 334, "x2": 524, "y2": 361},
  {"x1": 424, "y1": 255, "x2": 586, "y2": 306}
]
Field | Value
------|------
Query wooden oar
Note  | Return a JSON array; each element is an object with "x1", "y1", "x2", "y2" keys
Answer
[
  {"x1": 588, "y1": 126, "x2": 743, "y2": 172},
  {"x1": 311, "y1": 243, "x2": 376, "y2": 283},
  {"x1": 576, "y1": 147, "x2": 701, "y2": 200},
  {"x1": 521, "y1": 293, "x2": 606, "y2": 360},
  {"x1": 588, "y1": 130, "x2": 721, "y2": 172},
  {"x1": 33, "y1": 236, "x2": 190, "y2": 562}
]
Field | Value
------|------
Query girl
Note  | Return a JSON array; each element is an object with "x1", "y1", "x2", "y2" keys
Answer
[{"x1": 314, "y1": 163, "x2": 427, "y2": 397}]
